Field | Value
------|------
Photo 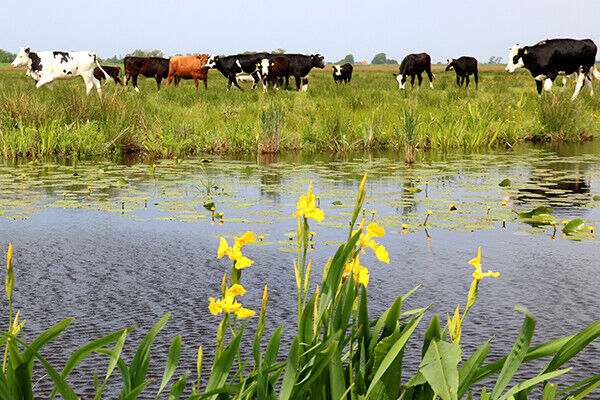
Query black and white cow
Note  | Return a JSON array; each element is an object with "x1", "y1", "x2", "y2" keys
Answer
[
  {"x1": 446, "y1": 56, "x2": 478, "y2": 88},
  {"x1": 258, "y1": 55, "x2": 290, "y2": 92},
  {"x1": 393, "y1": 53, "x2": 434, "y2": 89},
  {"x1": 11, "y1": 47, "x2": 109, "y2": 95},
  {"x1": 505, "y1": 38, "x2": 600, "y2": 99},
  {"x1": 333, "y1": 63, "x2": 353, "y2": 84},
  {"x1": 203, "y1": 53, "x2": 268, "y2": 90},
  {"x1": 281, "y1": 54, "x2": 325, "y2": 91}
]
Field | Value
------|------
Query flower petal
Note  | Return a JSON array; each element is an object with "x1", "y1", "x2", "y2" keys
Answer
[{"x1": 235, "y1": 256, "x2": 254, "y2": 269}]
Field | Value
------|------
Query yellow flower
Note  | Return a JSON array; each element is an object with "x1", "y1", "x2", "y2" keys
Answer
[
  {"x1": 235, "y1": 307, "x2": 256, "y2": 319},
  {"x1": 343, "y1": 256, "x2": 370, "y2": 287},
  {"x1": 7, "y1": 243, "x2": 12, "y2": 271},
  {"x1": 208, "y1": 297, "x2": 223, "y2": 315},
  {"x1": 226, "y1": 284, "x2": 246, "y2": 298},
  {"x1": 209, "y1": 283, "x2": 255, "y2": 318},
  {"x1": 469, "y1": 247, "x2": 499, "y2": 281},
  {"x1": 217, "y1": 232, "x2": 256, "y2": 269},
  {"x1": 354, "y1": 222, "x2": 389, "y2": 263},
  {"x1": 295, "y1": 182, "x2": 324, "y2": 221}
]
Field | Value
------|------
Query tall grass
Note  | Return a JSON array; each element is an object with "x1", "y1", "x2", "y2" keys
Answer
[{"x1": 0, "y1": 67, "x2": 598, "y2": 158}]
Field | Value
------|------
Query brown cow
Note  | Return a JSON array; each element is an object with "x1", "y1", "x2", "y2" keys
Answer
[
  {"x1": 94, "y1": 65, "x2": 122, "y2": 85},
  {"x1": 167, "y1": 55, "x2": 209, "y2": 89},
  {"x1": 258, "y1": 55, "x2": 290, "y2": 92}
]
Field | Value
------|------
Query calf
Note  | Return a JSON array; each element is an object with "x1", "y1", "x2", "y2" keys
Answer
[
  {"x1": 258, "y1": 55, "x2": 290, "y2": 92},
  {"x1": 283, "y1": 54, "x2": 325, "y2": 91},
  {"x1": 94, "y1": 65, "x2": 122, "y2": 85},
  {"x1": 446, "y1": 56, "x2": 478, "y2": 88},
  {"x1": 167, "y1": 55, "x2": 209, "y2": 89},
  {"x1": 123, "y1": 56, "x2": 170, "y2": 92},
  {"x1": 333, "y1": 63, "x2": 353, "y2": 84},
  {"x1": 393, "y1": 53, "x2": 434, "y2": 90},
  {"x1": 505, "y1": 38, "x2": 600, "y2": 99},
  {"x1": 11, "y1": 47, "x2": 109, "y2": 95},
  {"x1": 203, "y1": 53, "x2": 267, "y2": 90}
]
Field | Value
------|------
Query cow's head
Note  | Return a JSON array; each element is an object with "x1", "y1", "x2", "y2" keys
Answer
[
  {"x1": 333, "y1": 65, "x2": 341, "y2": 76},
  {"x1": 311, "y1": 54, "x2": 325, "y2": 69},
  {"x1": 393, "y1": 73, "x2": 407, "y2": 89},
  {"x1": 259, "y1": 58, "x2": 271, "y2": 77},
  {"x1": 11, "y1": 47, "x2": 31, "y2": 68},
  {"x1": 203, "y1": 55, "x2": 219, "y2": 70},
  {"x1": 505, "y1": 45, "x2": 525, "y2": 72},
  {"x1": 445, "y1": 58, "x2": 455, "y2": 71}
]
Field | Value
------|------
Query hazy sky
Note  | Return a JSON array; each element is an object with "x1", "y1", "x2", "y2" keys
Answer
[{"x1": 2, "y1": 0, "x2": 598, "y2": 63}]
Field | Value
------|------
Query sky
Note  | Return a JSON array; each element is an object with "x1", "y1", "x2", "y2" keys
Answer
[{"x1": 2, "y1": 0, "x2": 599, "y2": 63}]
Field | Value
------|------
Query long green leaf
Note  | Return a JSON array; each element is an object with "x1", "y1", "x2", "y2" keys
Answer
[
  {"x1": 122, "y1": 379, "x2": 153, "y2": 400},
  {"x1": 497, "y1": 369, "x2": 571, "y2": 400},
  {"x1": 458, "y1": 338, "x2": 491, "y2": 399},
  {"x1": 205, "y1": 324, "x2": 244, "y2": 398},
  {"x1": 279, "y1": 337, "x2": 299, "y2": 400},
  {"x1": 168, "y1": 372, "x2": 188, "y2": 400},
  {"x1": 129, "y1": 313, "x2": 170, "y2": 390},
  {"x1": 491, "y1": 307, "x2": 536, "y2": 400},
  {"x1": 94, "y1": 330, "x2": 128, "y2": 400},
  {"x1": 156, "y1": 335, "x2": 181, "y2": 399},
  {"x1": 419, "y1": 339, "x2": 461, "y2": 400},
  {"x1": 22, "y1": 318, "x2": 73, "y2": 364}
]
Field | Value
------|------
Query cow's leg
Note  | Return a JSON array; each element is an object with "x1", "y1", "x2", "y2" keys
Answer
[
  {"x1": 35, "y1": 75, "x2": 55, "y2": 90},
  {"x1": 585, "y1": 74, "x2": 593, "y2": 96},
  {"x1": 416, "y1": 73, "x2": 423, "y2": 89},
  {"x1": 132, "y1": 75, "x2": 140, "y2": 93},
  {"x1": 571, "y1": 71, "x2": 585, "y2": 100},
  {"x1": 543, "y1": 78, "x2": 553, "y2": 92},
  {"x1": 123, "y1": 73, "x2": 129, "y2": 88},
  {"x1": 474, "y1": 71, "x2": 478, "y2": 89},
  {"x1": 175, "y1": 76, "x2": 181, "y2": 87},
  {"x1": 560, "y1": 75, "x2": 567, "y2": 92},
  {"x1": 456, "y1": 75, "x2": 461, "y2": 87},
  {"x1": 166, "y1": 73, "x2": 174, "y2": 87},
  {"x1": 465, "y1": 75, "x2": 470, "y2": 88},
  {"x1": 426, "y1": 68, "x2": 434, "y2": 89},
  {"x1": 156, "y1": 76, "x2": 163, "y2": 92},
  {"x1": 535, "y1": 80, "x2": 543, "y2": 94},
  {"x1": 114, "y1": 76, "x2": 123, "y2": 86},
  {"x1": 203, "y1": 77, "x2": 207, "y2": 89},
  {"x1": 92, "y1": 76, "x2": 103, "y2": 97},
  {"x1": 301, "y1": 76, "x2": 309, "y2": 92},
  {"x1": 295, "y1": 76, "x2": 302, "y2": 91},
  {"x1": 82, "y1": 75, "x2": 94, "y2": 95},
  {"x1": 194, "y1": 76, "x2": 199, "y2": 90},
  {"x1": 410, "y1": 75, "x2": 415, "y2": 88}
]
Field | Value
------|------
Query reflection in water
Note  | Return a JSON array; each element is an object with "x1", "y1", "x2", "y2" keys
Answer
[{"x1": 0, "y1": 141, "x2": 598, "y2": 398}]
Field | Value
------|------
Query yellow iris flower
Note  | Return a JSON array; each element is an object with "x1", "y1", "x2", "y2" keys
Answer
[
  {"x1": 468, "y1": 247, "x2": 499, "y2": 281},
  {"x1": 217, "y1": 232, "x2": 256, "y2": 269},
  {"x1": 353, "y1": 221, "x2": 390, "y2": 264},
  {"x1": 295, "y1": 182, "x2": 324, "y2": 222},
  {"x1": 343, "y1": 256, "x2": 370, "y2": 287},
  {"x1": 208, "y1": 283, "x2": 255, "y2": 319}
]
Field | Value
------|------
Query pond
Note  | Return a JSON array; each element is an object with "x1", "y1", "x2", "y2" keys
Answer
[{"x1": 0, "y1": 141, "x2": 599, "y2": 398}]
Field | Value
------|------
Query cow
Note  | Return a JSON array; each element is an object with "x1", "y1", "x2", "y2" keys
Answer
[
  {"x1": 123, "y1": 56, "x2": 170, "y2": 92},
  {"x1": 333, "y1": 63, "x2": 353, "y2": 84},
  {"x1": 282, "y1": 54, "x2": 325, "y2": 91},
  {"x1": 258, "y1": 55, "x2": 290, "y2": 92},
  {"x1": 166, "y1": 55, "x2": 209, "y2": 89},
  {"x1": 446, "y1": 56, "x2": 478, "y2": 88},
  {"x1": 236, "y1": 75, "x2": 256, "y2": 84},
  {"x1": 11, "y1": 47, "x2": 109, "y2": 95},
  {"x1": 94, "y1": 66, "x2": 122, "y2": 85},
  {"x1": 393, "y1": 53, "x2": 434, "y2": 90},
  {"x1": 203, "y1": 53, "x2": 268, "y2": 90},
  {"x1": 505, "y1": 38, "x2": 600, "y2": 100}
]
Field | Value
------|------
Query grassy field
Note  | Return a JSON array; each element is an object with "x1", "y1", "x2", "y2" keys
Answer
[{"x1": 0, "y1": 64, "x2": 599, "y2": 158}]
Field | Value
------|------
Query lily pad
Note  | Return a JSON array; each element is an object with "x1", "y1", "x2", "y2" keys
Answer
[
  {"x1": 498, "y1": 178, "x2": 511, "y2": 187},
  {"x1": 594, "y1": 195, "x2": 600, "y2": 201},
  {"x1": 518, "y1": 206, "x2": 553, "y2": 220},
  {"x1": 562, "y1": 218, "x2": 585, "y2": 235}
]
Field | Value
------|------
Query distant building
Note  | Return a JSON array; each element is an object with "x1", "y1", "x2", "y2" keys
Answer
[{"x1": 360, "y1": 60, "x2": 368, "y2": 65}]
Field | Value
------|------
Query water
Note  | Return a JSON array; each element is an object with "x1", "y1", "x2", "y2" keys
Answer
[{"x1": 0, "y1": 142, "x2": 599, "y2": 398}]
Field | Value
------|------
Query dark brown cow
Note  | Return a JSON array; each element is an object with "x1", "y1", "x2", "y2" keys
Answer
[
  {"x1": 94, "y1": 66, "x2": 122, "y2": 85},
  {"x1": 393, "y1": 52, "x2": 434, "y2": 89},
  {"x1": 258, "y1": 55, "x2": 290, "y2": 92},
  {"x1": 123, "y1": 56, "x2": 170, "y2": 92},
  {"x1": 166, "y1": 55, "x2": 209, "y2": 89}
]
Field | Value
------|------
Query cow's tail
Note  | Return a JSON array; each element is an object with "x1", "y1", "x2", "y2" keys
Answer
[{"x1": 94, "y1": 55, "x2": 113, "y2": 84}]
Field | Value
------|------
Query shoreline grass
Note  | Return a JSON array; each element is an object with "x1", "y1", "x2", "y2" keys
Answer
[{"x1": 0, "y1": 67, "x2": 598, "y2": 158}]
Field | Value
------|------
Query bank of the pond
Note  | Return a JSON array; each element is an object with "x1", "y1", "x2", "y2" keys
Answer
[{"x1": 1, "y1": 67, "x2": 599, "y2": 158}]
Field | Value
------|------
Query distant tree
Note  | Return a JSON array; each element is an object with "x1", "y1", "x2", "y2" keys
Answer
[
  {"x1": 488, "y1": 56, "x2": 503, "y2": 64},
  {"x1": 273, "y1": 48, "x2": 286, "y2": 54},
  {"x1": 386, "y1": 58, "x2": 398, "y2": 64},
  {"x1": 126, "y1": 49, "x2": 165, "y2": 58},
  {"x1": 371, "y1": 53, "x2": 388, "y2": 64},
  {"x1": 0, "y1": 49, "x2": 16, "y2": 63},
  {"x1": 336, "y1": 54, "x2": 355, "y2": 64}
]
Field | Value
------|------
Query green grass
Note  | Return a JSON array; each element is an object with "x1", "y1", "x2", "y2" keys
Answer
[{"x1": 0, "y1": 66, "x2": 598, "y2": 158}]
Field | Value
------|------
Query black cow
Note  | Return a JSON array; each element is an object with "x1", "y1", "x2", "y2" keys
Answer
[
  {"x1": 505, "y1": 38, "x2": 600, "y2": 99},
  {"x1": 123, "y1": 56, "x2": 170, "y2": 92},
  {"x1": 281, "y1": 54, "x2": 325, "y2": 91},
  {"x1": 393, "y1": 53, "x2": 434, "y2": 89},
  {"x1": 203, "y1": 53, "x2": 268, "y2": 90},
  {"x1": 333, "y1": 63, "x2": 353, "y2": 84},
  {"x1": 94, "y1": 65, "x2": 123, "y2": 85},
  {"x1": 446, "y1": 56, "x2": 478, "y2": 88}
]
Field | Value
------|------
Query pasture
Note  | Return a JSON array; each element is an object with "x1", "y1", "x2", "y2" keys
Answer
[{"x1": 0, "y1": 64, "x2": 599, "y2": 158}]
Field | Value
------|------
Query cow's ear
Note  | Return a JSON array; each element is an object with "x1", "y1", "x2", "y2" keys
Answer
[{"x1": 25, "y1": 47, "x2": 30, "y2": 53}]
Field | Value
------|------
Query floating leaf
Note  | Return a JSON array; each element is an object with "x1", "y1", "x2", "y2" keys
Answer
[
  {"x1": 406, "y1": 187, "x2": 422, "y2": 193},
  {"x1": 499, "y1": 179, "x2": 511, "y2": 187},
  {"x1": 118, "y1": 177, "x2": 129, "y2": 184},
  {"x1": 203, "y1": 202, "x2": 215, "y2": 210},
  {"x1": 562, "y1": 219, "x2": 585, "y2": 235},
  {"x1": 593, "y1": 195, "x2": 600, "y2": 202},
  {"x1": 518, "y1": 206, "x2": 553, "y2": 220},
  {"x1": 332, "y1": 200, "x2": 343, "y2": 206}
]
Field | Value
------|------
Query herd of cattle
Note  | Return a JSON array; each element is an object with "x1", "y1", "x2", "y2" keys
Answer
[{"x1": 8, "y1": 38, "x2": 600, "y2": 100}]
